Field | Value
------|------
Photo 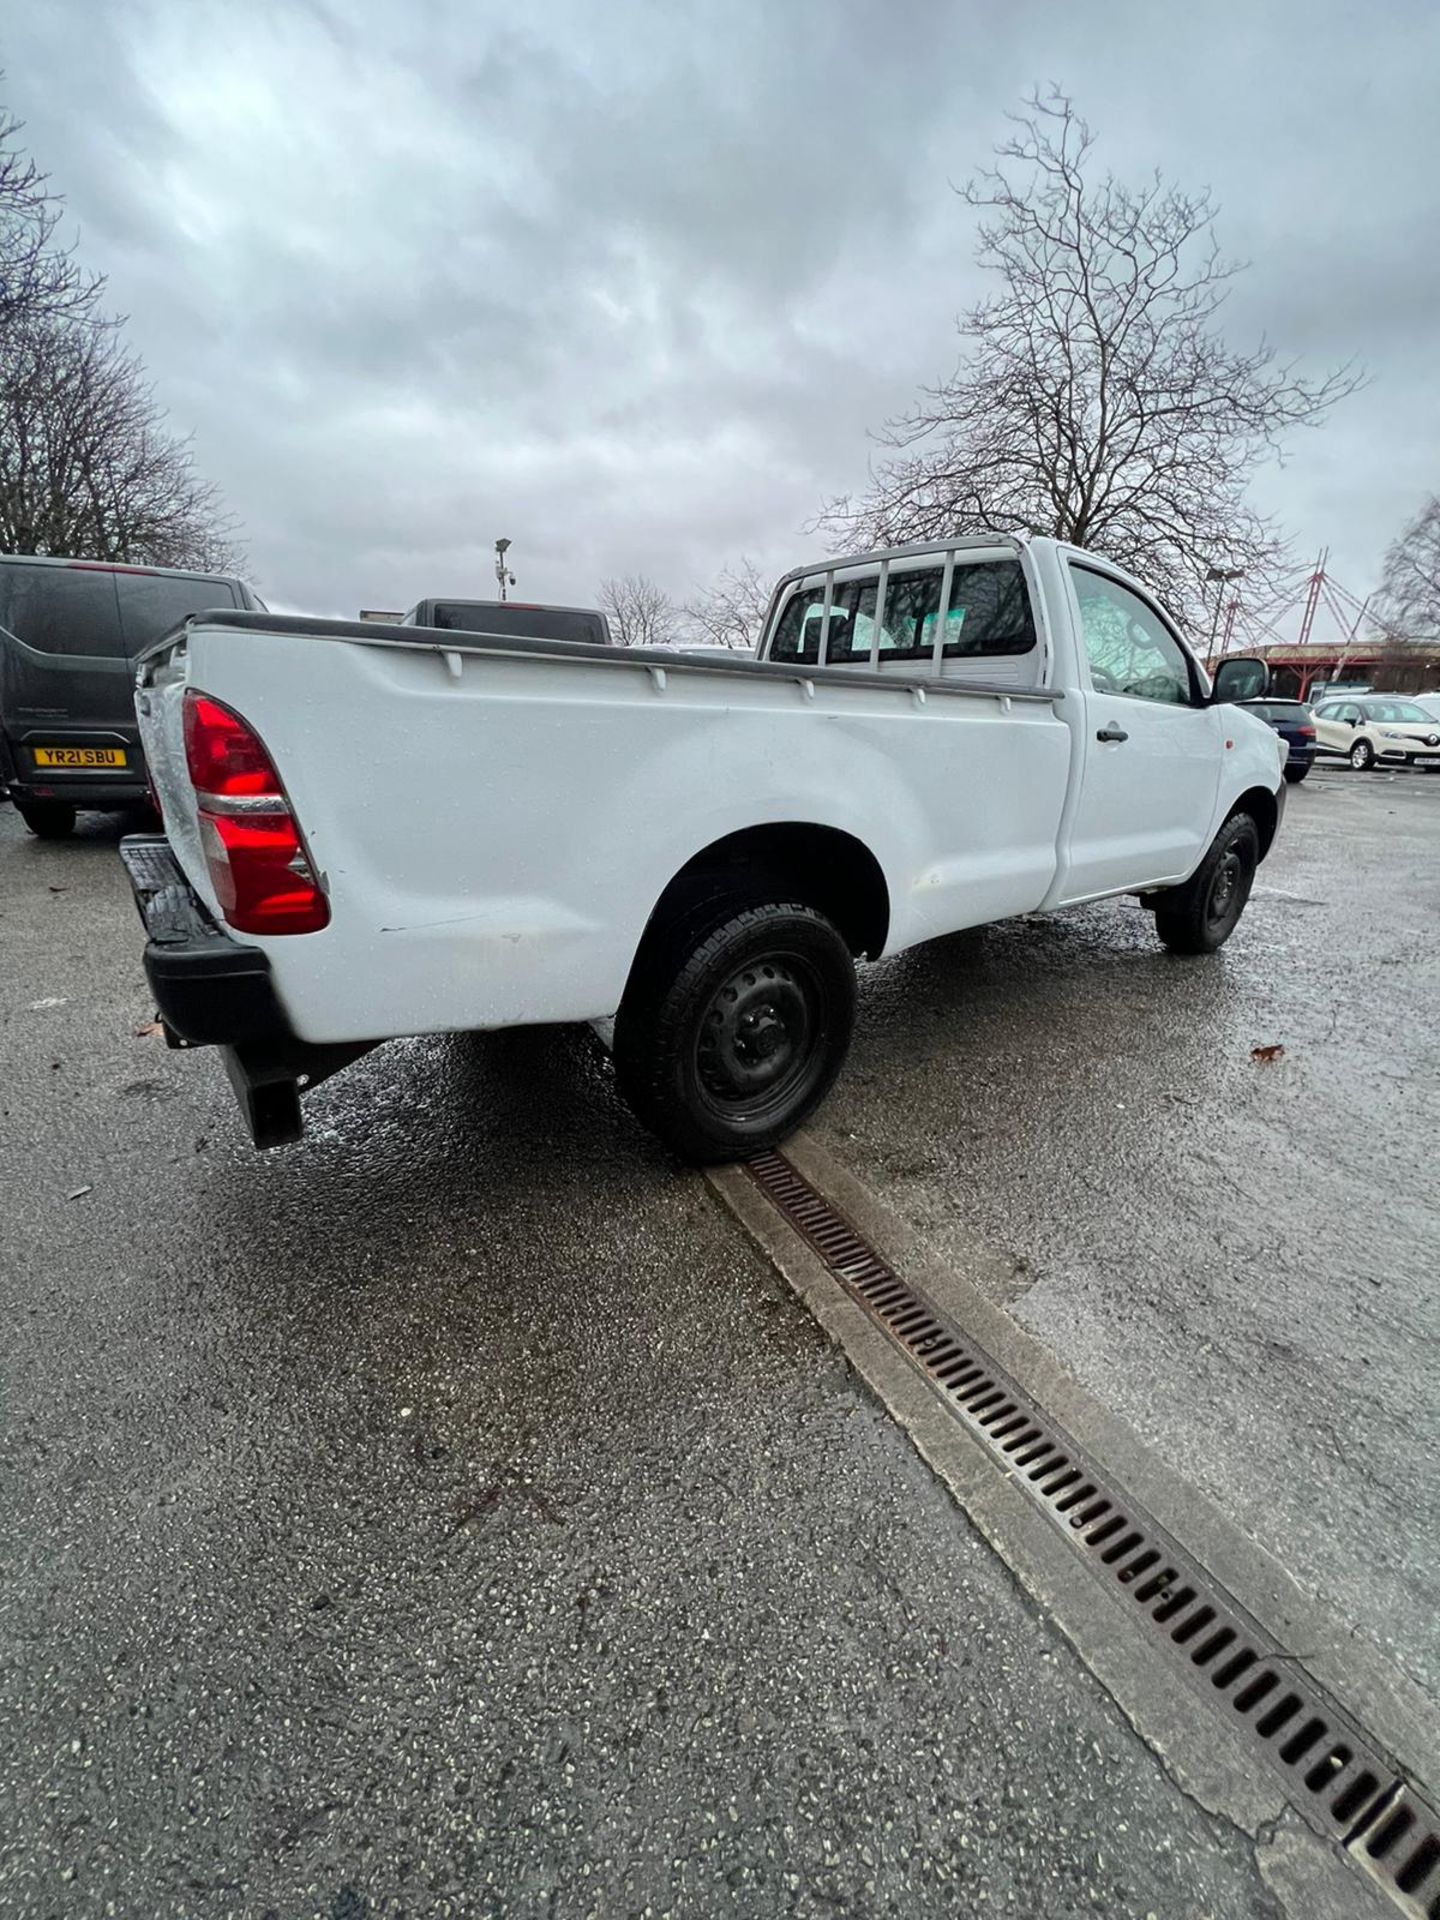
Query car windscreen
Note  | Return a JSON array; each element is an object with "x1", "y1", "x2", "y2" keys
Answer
[
  {"x1": 1362, "y1": 699, "x2": 1433, "y2": 725},
  {"x1": 0, "y1": 564, "x2": 124, "y2": 656},
  {"x1": 116, "y1": 571, "x2": 241, "y2": 657},
  {"x1": 430, "y1": 602, "x2": 609, "y2": 646},
  {"x1": 1246, "y1": 702, "x2": 1309, "y2": 721}
]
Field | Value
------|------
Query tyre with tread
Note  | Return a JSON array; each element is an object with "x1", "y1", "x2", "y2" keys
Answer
[
  {"x1": 614, "y1": 888, "x2": 856, "y2": 1163},
  {"x1": 16, "y1": 800, "x2": 77, "y2": 839},
  {"x1": 1349, "y1": 738, "x2": 1375, "y2": 771},
  {"x1": 1153, "y1": 811, "x2": 1260, "y2": 956}
]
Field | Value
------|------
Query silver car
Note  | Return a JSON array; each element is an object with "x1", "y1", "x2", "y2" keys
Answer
[{"x1": 1311, "y1": 694, "x2": 1440, "y2": 770}]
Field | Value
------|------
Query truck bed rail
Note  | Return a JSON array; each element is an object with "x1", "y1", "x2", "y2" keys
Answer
[{"x1": 134, "y1": 609, "x2": 1062, "y2": 704}]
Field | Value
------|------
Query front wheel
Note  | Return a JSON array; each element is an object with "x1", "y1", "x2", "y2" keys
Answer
[
  {"x1": 1349, "y1": 738, "x2": 1375, "y2": 771},
  {"x1": 1153, "y1": 812, "x2": 1260, "y2": 956},
  {"x1": 614, "y1": 893, "x2": 856, "y2": 1163},
  {"x1": 1283, "y1": 762, "x2": 1310, "y2": 784},
  {"x1": 16, "y1": 800, "x2": 77, "y2": 839}
]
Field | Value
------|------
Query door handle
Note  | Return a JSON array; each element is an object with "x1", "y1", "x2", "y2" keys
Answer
[{"x1": 1096, "y1": 722, "x2": 1129, "y2": 743}]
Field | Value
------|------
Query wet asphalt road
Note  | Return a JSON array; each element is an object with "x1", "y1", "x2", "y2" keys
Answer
[
  {"x1": 0, "y1": 805, "x2": 1285, "y2": 1917},
  {"x1": 821, "y1": 765, "x2": 1440, "y2": 1700}
]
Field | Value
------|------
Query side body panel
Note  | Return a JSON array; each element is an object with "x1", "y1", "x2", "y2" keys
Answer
[{"x1": 139, "y1": 628, "x2": 1072, "y2": 1045}]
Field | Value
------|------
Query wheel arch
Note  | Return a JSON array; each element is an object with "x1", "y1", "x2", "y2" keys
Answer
[
  {"x1": 1231, "y1": 784, "x2": 1280, "y2": 861},
  {"x1": 640, "y1": 821, "x2": 891, "y2": 961}
]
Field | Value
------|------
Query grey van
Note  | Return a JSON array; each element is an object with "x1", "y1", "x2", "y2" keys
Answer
[{"x1": 0, "y1": 554, "x2": 259, "y2": 838}]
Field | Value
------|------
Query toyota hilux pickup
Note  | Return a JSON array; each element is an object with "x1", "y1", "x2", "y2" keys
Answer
[{"x1": 119, "y1": 535, "x2": 1282, "y2": 1161}]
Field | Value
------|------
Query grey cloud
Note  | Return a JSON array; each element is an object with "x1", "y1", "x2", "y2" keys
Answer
[{"x1": 4, "y1": 0, "x2": 1437, "y2": 618}]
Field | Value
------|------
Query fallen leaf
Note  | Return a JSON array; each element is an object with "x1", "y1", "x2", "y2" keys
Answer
[
  {"x1": 1251, "y1": 1043, "x2": 1286, "y2": 1064},
  {"x1": 47, "y1": 885, "x2": 68, "y2": 894},
  {"x1": 66, "y1": 1185, "x2": 93, "y2": 1201},
  {"x1": 134, "y1": 1019, "x2": 164, "y2": 1038}
]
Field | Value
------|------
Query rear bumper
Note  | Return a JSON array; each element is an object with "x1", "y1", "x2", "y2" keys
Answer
[
  {"x1": 10, "y1": 777, "x2": 151, "y2": 807},
  {"x1": 119, "y1": 834, "x2": 371, "y2": 1146},
  {"x1": 4, "y1": 728, "x2": 149, "y2": 808}
]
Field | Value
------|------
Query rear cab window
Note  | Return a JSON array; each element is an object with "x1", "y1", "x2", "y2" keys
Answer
[{"x1": 768, "y1": 555, "x2": 1038, "y2": 673}]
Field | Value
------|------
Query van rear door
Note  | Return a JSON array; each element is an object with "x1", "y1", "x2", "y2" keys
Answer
[
  {"x1": 0, "y1": 563, "x2": 144, "y2": 795},
  {"x1": 0, "y1": 561, "x2": 244, "y2": 804}
]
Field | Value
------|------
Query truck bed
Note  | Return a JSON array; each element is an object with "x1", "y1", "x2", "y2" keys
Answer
[{"x1": 135, "y1": 610, "x2": 1072, "y2": 1046}]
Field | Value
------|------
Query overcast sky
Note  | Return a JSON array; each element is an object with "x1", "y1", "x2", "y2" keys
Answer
[{"x1": 5, "y1": 0, "x2": 1438, "y2": 635}]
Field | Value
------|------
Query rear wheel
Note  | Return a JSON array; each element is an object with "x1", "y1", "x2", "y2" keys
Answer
[
  {"x1": 1349, "y1": 738, "x2": 1375, "y2": 771},
  {"x1": 614, "y1": 890, "x2": 856, "y2": 1163},
  {"x1": 1153, "y1": 812, "x2": 1260, "y2": 956},
  {"x1": 16, "y1": 800, "x2": 77, "y2": 839},
  {"x1": 1283, "y1": 762, "x2": 1310, "y2": 784}
]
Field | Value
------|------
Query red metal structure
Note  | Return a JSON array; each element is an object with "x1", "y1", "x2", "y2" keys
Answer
[{"x1": 1208, "y1": 552, "x2": 1438, "y2": 698}]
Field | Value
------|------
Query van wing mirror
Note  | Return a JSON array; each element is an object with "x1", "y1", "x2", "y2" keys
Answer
[{"x1": 1211, "y1": 656, "x2": 1269, "y2": 704}]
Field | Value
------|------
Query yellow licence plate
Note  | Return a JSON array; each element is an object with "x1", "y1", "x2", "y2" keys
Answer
[{"x1": 32, "y1": 746, "x2": 128, "y2": 769}]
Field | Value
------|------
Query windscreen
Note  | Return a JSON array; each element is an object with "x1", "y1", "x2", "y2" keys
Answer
[{"x1": 430, "y1": 602, "x2": 610, "y2": 646}]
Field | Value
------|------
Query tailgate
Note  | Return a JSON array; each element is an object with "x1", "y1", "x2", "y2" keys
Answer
[{"x1": 133, "y1": 642, "x2": 219, "y2": 916}]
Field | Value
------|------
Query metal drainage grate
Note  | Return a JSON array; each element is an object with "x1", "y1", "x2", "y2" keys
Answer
[{"x1": 744, "y1": 1148, "x2": 1440, "y2": 1919}]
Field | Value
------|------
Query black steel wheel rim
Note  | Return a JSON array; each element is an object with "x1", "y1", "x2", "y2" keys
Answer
[
  {"x1": 693, "y1": 952, "x2": 829, "y2": 1123},
  {"x1": 1207, "y1": 848, "x2": 1244, "y2": 930}
]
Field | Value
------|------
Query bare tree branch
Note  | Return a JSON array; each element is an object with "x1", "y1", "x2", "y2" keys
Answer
[
  {"x1": 0, "y1": 101, "x2": 241, "y2": 571},
  {"x1": 0, "y1": 314, "x2": 243, "y2": 570},
  {"x1": 598, "y1": 573, "x2": 680, "y2": 646},
  {"x1": 1373, "y1": 494, "x2": 1440, "y2": 642},
  {"x1": 816, "y1": 87, "x2": 1362, "y2": 624},
  {"x1": 0, "y1": 97, "x2": 106, "y2": 333},
  {"x1": 680, "y1": 557, "x2": 769, "y2": 650}
]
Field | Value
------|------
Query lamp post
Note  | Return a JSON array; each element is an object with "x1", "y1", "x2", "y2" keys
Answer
[
  {"x1": 494, "y1": 537, "x2": 515, "y2": 602},
  {"x1": 1205, "y1": 565, "x2": 1245, "y2": 671}
]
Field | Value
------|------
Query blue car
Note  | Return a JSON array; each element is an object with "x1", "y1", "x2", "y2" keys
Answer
[{"x1": 1237, "y1": 699, "x2": 1316, "y2": 783}]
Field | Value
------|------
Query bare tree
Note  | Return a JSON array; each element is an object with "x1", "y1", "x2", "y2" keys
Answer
[
  {"x1": 598, "y1": 573, "x2": 679, "y2": 646},
  {"x1": 681, "y1": 556, "x2": 771, "y2": 650},
  {"x1": 0, "y1": 103, "x2": 240, "y2": 570},
  {"x1": 0, "y1": 314, "x2": 242, "y2": 570},
  {"x1": 1373, "y1": 494, "x2": 1440, "y2": 641},
  {"x1": 818, "y1": 89, "x2": 1360, "y2": 623},
  {"x1": 0, "y1": 102, "x2": 105, "y2": 332}
]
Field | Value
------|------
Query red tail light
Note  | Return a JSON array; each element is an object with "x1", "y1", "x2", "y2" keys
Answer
[
  {"x1": 183, "y1": 692, "x2": 329, "y2": 934},
  {"x1": 1297, "y1": 725, "x2": 1316, "y2": 739}
]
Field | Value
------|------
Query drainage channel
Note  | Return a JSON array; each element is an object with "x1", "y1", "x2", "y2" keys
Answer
[{"x1": 743, "y1": 1147, "x2": 1440, "y2": 1920}]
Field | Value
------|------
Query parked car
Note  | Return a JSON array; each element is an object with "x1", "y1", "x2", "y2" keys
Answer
[
  {"x1": 402, "y1": 598, "x2": 615, "y2": 646},
  {"x1": 1412, "y1": 692, "x2": 1440, "y2": 726},
  {"x1": 0, "y1": 553, "x2": 260, "y2": 838},
  {"x1": 1307, "y1": 680, "x2": 1371, "y2": 702},
  {"x1": 1311, "y1": 694, "x2": 1440, "y2": 770},
  {"x1": 120, "y1": 535, "x2": 1284, "y2": 1160},
  {"x1": 1237, "y1": 698, "x2": 1316, "y2": 783}
]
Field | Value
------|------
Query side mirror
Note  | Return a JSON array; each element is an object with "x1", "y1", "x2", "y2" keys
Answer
[{"x1": 1211, "y1": 656, "x2": 1269, "y2": 704}]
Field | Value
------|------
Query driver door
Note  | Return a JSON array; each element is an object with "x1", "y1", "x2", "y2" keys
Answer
[{"x1": 1058, "y1": 562, "x2": 1223, "y2": 902}]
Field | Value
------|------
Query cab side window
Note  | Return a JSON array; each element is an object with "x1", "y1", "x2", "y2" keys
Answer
[{"x1": 1069, "y1": 565, "x2": 1194, "y2": 706}]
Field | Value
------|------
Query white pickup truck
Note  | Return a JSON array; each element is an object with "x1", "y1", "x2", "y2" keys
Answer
[{"x1": 121, "y1": 535, "x2": 1282, "y2": 1160}]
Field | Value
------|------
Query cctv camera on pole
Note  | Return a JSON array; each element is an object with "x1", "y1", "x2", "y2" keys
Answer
[{"x1": 494, "y1": 537, "x2": 515, "y2": 602}]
